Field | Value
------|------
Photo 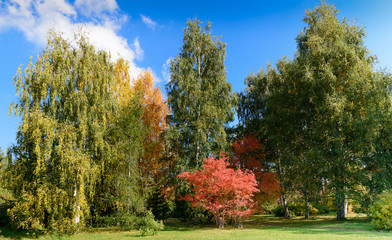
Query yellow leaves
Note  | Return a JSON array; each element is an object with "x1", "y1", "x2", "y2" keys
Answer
[{"x1": 113, "y1": 58, "x2": 132, "y2": 108}]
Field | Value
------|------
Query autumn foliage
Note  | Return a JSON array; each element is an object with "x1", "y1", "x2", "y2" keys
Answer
[
  {"x1": 178, "y1": 154, "x2": 259, "y2": 228},
  {"x1": 132, "y1": 72, "x2": 170, "y2": 179},
  {"x1": 232, "y1": 134, "x2": 281, "y2": 206}
]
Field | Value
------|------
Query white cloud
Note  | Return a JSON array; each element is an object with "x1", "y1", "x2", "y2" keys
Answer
[
  {"x1": 162, "y1": 58, "x2": 172, "y2": 83},
  {"x1": 140, "y1": 14, "x2": 157, "y2": 30},
  {"x1": 0, "y1": 0, "x2": 144, "y2": 79},
  {"x1": 133, "y1": 37, "x2": 143, "y2": 61},
  {"x1": 74, "y1": 0, "x2": 118, "y2": 16}
]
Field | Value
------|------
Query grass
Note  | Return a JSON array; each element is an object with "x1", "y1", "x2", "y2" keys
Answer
[
  {"x1": 1, "y1": 213, "x2": 391, "y2": 240},
  {"x1": 251, "y1": 212, "x2": 375, "y2": 231}
]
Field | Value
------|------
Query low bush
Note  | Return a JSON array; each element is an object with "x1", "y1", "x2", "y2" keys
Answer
[
  {"x1": 272, "y1": 205, "x2": 285, "y2": 217},
  {"x1": 262, "y1": 200, "x2": 278, "y2": 215},
  {"x1": 371, "y1": 190, "x2": 392, "y2": 230},
  {"x1": 94, "y1": 211, "x2": 163, "y2": 236},
  {"x1": 138, "y1": 211, "x2": 164, "y2": 236},
  {"x1": 313, "y1": 204, "x2": 329, "y2": 214}
]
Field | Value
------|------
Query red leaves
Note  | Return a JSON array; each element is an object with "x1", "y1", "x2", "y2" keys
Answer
[
  {"x1": 178, "y1": 153, "x2": 259, "y2": 221},
  {"x1": 177, "y1": 134, "x2": 281, "y2": 224},
  {"x1": 232, "y1": 134, "x2": 281, "y2": 205}
]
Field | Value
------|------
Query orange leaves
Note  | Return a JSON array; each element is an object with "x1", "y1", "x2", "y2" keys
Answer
[
  {"x1": 113, "y1": 58, "x2": 170, "y2": 181},
  {"x1": 132, "y1": 71, "x2": 170, "y2": 179},
  {"x1": 133, "y1": 72, "x2": 169, "y2": 143}
]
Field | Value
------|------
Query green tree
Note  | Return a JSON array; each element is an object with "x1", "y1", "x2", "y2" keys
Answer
[
  {"x1": 166, "y1": 18, "x2": 235, "y2": 171},
  {"x1": 8, "y1": 32, "x2": 115, "y2": 231},
  {"x1": 90, "y1": 58, "x2": 148, "y2": 225},
  {"x1": 147, "y1": 185, "x2": 173, "y2": 222},
  {"x1": 265, "y1": 58, "x2": 326, "y2": 219},
  {"x1": 237, "y1": 66, "x2": 306, "y2": 218},
  {"x1": 294, "y1": 3, "x2": 392, "y2": 219},
  {"x1": 6, "y1": 32, "x2": 151, "y2": 232},
  {"x1": 238, "y1": 2, "x2": 392, "y2": 220}
]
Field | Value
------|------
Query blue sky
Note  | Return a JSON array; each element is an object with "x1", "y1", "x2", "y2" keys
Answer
[{"x1": 1, "y1": 0, "x2": 392, "y2": 151}]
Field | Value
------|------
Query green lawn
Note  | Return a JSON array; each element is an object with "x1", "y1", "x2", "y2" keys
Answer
[{"x1": 1, "y1": 214, "x2": 391, "y2": 240}]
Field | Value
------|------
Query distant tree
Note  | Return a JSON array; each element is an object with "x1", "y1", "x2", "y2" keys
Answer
[
  {"x1": 178, "y1": 154, "x2": 259, "y2": 228},
  {"x1": 166, "y1": 18, "x2": 235, "y2": 171}
]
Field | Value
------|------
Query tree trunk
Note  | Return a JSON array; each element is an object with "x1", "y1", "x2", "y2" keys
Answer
[
  {"x1": 74, "y1": 181, "x2": 80, "y2": 225},
  {"x1": 336, "y1": 128, "x2": 346, "y2": 220},
  {"x1": 195, "y1": 105, "x2": 201, "y2": 169},
  {"x1": 336, "y1": 183, "x2": 346, "y2": 220},
  {"x1": 117, "y1": 180, "x2": 121, "y2": 226},
  {"x1": 305, "y1": 190, "x2": 309, "y2": 219},
  {"x1": 234, "y1": 216, "x2": 243, "y2": 228},
  {"x1": 281, "y1": 193, "x2": 290, "y2": 218},
  {"x1": 195, "y1": 139, "x2": 200, "y2": 169},
  {"x1": 193, "y1": 211, "x2": 199, "y2": 225},
  {"x1": 277, "y1": 156, "x2": 290, "y2": 218},
  {"x1": 216, "y1": 215, "x2": 225, "y2": 228},
  {"x1": 344, "y1": 193, "x2": 348, "y2": 215}
]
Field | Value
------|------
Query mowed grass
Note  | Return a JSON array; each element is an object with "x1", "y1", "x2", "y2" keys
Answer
[{"x1": 2, "y1": 213, "x2": 392, "y2": 240}]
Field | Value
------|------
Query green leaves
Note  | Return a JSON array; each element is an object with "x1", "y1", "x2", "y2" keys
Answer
[
  {"x1": 237, "y1": 2, "x2": 392, "y2": 220},
  {"x1": 6, "y1": 31, "x2": 149, "y2": 232},
  {"x1": 167, "y1": 18, "x2": 235, "y2": 171}
]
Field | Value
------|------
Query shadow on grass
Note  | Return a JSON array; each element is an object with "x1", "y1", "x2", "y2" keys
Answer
[
  {"x1": 241, "y1": 214, "x2": 390, "y2": 238},
  {"x1": 0, "y1": 227, "x2": 37, "y2": 240},
  {"x1": 249, "y1": 213, "x2": 373, "y2": 230},
  {"x1": 124, "y1": 226, "x2": 193, "y2": 238}
]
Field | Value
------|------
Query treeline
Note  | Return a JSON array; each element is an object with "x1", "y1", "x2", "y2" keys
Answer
[{"x1": 1, "y1": 2, "x2": 392, "y2": 234}]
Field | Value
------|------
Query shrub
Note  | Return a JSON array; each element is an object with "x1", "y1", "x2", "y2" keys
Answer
[
  {"x1": 138, "y1": 211, "x2": 164, "y2": 236},
  {"x1": 289, "y1": 203, "x2": 319, "y2": 216},
  {"x1": 0, "y1": 202, "x2": 12, "y2": 227},
  {"x1": 262, "y1": 200, "x2": 278, "y2": 215},
  {"x1": 272, "y1": 205, "x2": 285, "y2": 217},
  {"x1": 371, "y1": 190, "x2": 392, "y2": 230},
  {"x1": 93, "y1": 212, "x2": 163, "y2": 236},
  {"x1": 94, "y1": 215, "x2": 139, "y2": 229},
  {"x1": 273, "y1": 203, "x2": 319, "y2": 217},
  {"x1": 313, "y1": 204, "x2": 329, "y2": 214}
]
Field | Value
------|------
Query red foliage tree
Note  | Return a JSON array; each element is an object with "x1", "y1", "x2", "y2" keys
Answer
[
  {"x1": 178, "y1": 154, "x2": 259, "y2": 228},
  {"x1": 232, "y1": 134, "x2": 281, "y2": 208}
]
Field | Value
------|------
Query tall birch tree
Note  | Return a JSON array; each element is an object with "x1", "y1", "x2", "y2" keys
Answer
[{"x1": 166, "y1": 18, "x2": 235, "y2": 171}]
